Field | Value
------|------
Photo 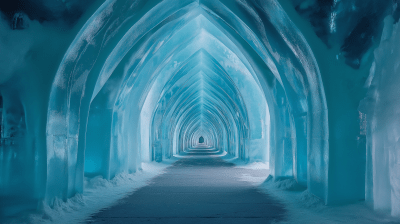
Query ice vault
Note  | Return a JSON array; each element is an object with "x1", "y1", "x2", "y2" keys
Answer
[
  {"x1": 45, "y1": 0, "x2": 328, "y2": 206},
  {"x1": 0, "y1": 0, "x2": 399, "y2": 219}
]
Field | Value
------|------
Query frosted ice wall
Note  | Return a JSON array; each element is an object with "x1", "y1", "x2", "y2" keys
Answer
[
  {"x1": 360, "y1": 16, "x2": 400, "y2": 217},
  {"x1": 0, "y1": 2, "x2": 102, "y2": 215},
  {"x1": 283, "y1": 0, "x2": 400, "y2": 208}
]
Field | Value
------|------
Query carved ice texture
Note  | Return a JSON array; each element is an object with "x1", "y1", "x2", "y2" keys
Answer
[
  {"x1": 360, "y1": 16, "x2": 400, "y2": 217},
  {"x1": 0, "y1": 0, "x2": 399, "y2": 219}
]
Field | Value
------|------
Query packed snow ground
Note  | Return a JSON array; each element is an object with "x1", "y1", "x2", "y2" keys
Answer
[
  {"x1": 4, "y1": 162, "x2": 171, "y2": 224},
  {"x1": 5, "y1": 156, "x2": 400, "y2": 223},
  {"x1": 235, "y1": 161, "x2": 400, "y2": 224}
]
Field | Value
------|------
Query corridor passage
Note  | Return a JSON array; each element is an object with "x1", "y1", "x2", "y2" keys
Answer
[{"x1": 87, "y1": 157, "x2": 286, "y2": 224}]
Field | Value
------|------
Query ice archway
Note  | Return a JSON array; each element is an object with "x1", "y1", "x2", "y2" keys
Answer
[
  {"x1": 45, "y1": 0, "x2": 329, "y2": 206},
  {"x1": 2, "y1": 0, "x2": 400, "y2": 220}
]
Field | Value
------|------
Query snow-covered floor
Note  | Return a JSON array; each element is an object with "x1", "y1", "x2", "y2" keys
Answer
[
  {"x1": 4, "y1": 156, "x2": 400, "y2": 223},
  {"x1": 261, "y1": 181, "x2": 400, "y2": 223},
  {"x1": 4, "y1": 162, "x2": 171, "y2": 224},
  {"x1": 234, "y1": 161, "x2": 400, "y2": 224}
]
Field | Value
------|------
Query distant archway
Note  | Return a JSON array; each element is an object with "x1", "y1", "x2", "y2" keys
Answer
[{"x1": 199, "y1": 136, "x2": 204, "y2": 144}]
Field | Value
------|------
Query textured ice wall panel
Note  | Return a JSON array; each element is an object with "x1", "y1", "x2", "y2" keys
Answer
[
  {"x1": 46, "y1": 135, "x2": 68, "y2": 202},
  {"x1": 293, "y1": 115, "x2": 307, "y2": 186},
  {"x1": 85, "y1": 108, "x2": 112, "y2": 179},
  {"x1": 362, "y1": 16, "x2": 400, "y2": 217},
  {"x1": 246, "y1": 138, "x2": 267, "y2": 162},
  {"x1": 280, "y1": 0, "x2": 372, "y2": 204}
]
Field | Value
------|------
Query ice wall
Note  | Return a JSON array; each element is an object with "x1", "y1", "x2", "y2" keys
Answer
[
  {"x1": 278, "y1": 0, "x2": 382, "y2": 205},
  {"x1": 285, "y1": 0, "x2": 400, "y2": 212},
  {"x1": 0, "y1": 0, "x2": 103, "y2": 216},
  {"x1": 360, "y1": 15, "x2": 400, "y2": 217}
]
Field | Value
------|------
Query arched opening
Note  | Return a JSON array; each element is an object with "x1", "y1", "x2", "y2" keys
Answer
[{"x1": 199, "y1": 137, "x2": 204, "y2": 144}]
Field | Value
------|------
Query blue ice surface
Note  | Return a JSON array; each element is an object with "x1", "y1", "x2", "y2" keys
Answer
[
  {"x1": 39, "y1": 0, "x2": 327, "y2": 210},
  {"x1": 0, "y1": 0, "x2": 399, "y2": 220}
]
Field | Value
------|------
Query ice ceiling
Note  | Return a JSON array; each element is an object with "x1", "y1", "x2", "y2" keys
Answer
[{"x1": 0, "y1": 0, "x2": 399, "y2": 219}]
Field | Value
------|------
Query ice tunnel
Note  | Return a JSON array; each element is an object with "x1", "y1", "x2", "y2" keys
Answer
[
  {"x1": 1, "y1": 0, "x2": 400, "y2": 221},
  {"x1": 45, "y1": 0, "x2": 326, "y2": 203}
]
